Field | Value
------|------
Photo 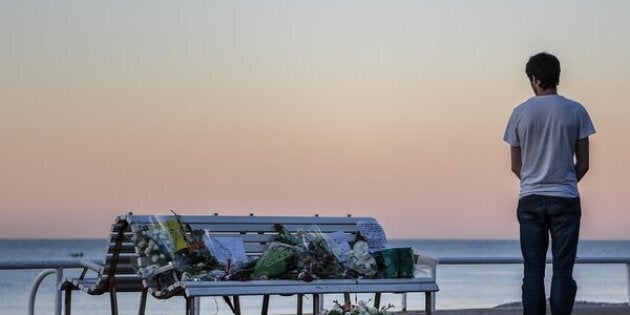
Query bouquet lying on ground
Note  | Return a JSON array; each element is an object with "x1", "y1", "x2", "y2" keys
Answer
[{"x1": 323, "y1": 300, "x2": 394, "y2": 315}]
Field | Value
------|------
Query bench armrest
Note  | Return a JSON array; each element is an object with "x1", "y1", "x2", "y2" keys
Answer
[
  {"x1": 414, "y1": 252, "x2": 438, "y2": 280},
  {"x1": 80, "y1": 259, "x2": 104, "y2": 274}
]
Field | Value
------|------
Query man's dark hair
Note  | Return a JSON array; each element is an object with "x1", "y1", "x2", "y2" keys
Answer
[{"x1": 525, "y1": 52, "x2": 561, "y2": 89}]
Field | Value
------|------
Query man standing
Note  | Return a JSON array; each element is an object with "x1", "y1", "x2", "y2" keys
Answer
[{"x1": 503, "y1": 52, "x2": 596, "y2": 315}]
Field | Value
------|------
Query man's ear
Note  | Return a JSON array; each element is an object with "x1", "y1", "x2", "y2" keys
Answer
[{"x1": 530, "y1": 75, "x2": 541, "y2": 87}]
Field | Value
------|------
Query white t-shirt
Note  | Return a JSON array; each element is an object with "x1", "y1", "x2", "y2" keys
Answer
[{"x1": 503, "y1": 95, "x2": 596, "y2": 198}]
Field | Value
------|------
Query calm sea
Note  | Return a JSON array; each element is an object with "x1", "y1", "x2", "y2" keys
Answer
[{"x1": 1, "y1": 239, "x2": 629, "y2": 314}]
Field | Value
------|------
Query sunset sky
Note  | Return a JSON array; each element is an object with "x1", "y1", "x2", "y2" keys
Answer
[{"x1": 1, "y1": 1, "x2": 629, "y2": 239}]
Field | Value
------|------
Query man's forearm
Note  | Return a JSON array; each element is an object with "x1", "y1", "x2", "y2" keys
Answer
[
  {"x1": 510, "y1": 146, "x2": 522, "y2": 180},
  {"x1": 575, "y1": 163, "x2": 589, "y2": 182},
  {"x1": 574, "y1": 138, "x2": 590, "y2": 183},
  {"x1": 512, "y1": 166, "x2": 521, "y2": 180}
]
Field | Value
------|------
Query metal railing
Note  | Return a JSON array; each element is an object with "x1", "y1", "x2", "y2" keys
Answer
[
  {"x1": 410, "y1": 256, "x2": 630, "y2": 311},
  {"x1": 2, "y1": 256, "x2": 630, "y2": 314},
  {"x1": 0, "y1": 258, "x2": 97, "y2": 315}
]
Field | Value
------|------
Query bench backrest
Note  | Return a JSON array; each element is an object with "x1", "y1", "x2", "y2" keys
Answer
[
  {"x1": 102, "y1": 218, "x2": 136, "y2": 274},
  {"x1": 98, "y1": 214, "x2": 377, "y2": 294},
  {"x1": 76, "y1": 217, "x2": 142, "y2": 294},
  {"x1": 123, "y1": 214, "x2": 375, "y2": 256}
]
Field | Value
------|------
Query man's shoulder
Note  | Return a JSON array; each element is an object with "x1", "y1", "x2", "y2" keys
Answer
[
  {"x1": 557, "y1": 96, "x2": 593, "y2": 118},
  {"x1": 557, "y1": 95, "x2": 584, "y2": 107},
  {"x1": 517, "y1": 95, "x2": 585, "y2": 110},
  {"x1": 512, "y1": 98, "x2": 534, "y2": 114}
]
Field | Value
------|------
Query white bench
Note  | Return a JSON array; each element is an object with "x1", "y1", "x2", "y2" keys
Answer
[{"x1": 61, "y1": 213, "x2": 439, "y2": 315}]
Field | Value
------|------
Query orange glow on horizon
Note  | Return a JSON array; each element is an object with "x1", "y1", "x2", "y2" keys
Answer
[{"x1": 1, "y1": 1, "x2": 629, "y2": 239}]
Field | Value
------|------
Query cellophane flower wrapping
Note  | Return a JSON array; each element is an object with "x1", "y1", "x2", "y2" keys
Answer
[
  {"x1": 130, "y1": 215, "x2": 434, "y2": 296},
  {"x1": 131, "y1": 215, "x2": 221, "y2": 290},
  {"x1": 270, "y1": 224, "x2": 360, "y2": 281}
]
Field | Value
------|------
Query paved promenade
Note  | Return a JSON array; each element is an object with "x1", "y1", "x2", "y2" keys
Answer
[{"x1": 394, "y1": 306, "x2": 630, "y2": 314}]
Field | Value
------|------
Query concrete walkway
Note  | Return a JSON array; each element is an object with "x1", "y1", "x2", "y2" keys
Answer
[{"x1": 394, "y1": 306, "x2": 630, "y2": 314}]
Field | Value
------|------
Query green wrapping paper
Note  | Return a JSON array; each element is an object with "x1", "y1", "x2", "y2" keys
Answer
[
  {"x1": 252, "y1": 245, "x2": 294, "y2": 278},
  {"x1": 380, "y1": 247, "x2": 414, "y2": 278}
]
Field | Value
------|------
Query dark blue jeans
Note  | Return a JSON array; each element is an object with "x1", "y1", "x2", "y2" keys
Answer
[{"x1": 517, "y1": 194, "x2": 581, "y2": 315}]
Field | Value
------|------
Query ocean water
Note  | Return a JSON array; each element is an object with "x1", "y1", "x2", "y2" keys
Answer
[{"x1": 1, "y1": 239, "x2": 629, "y2": 314}]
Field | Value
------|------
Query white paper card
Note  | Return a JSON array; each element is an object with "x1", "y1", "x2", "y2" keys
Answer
[
  {"x1": 328, "y1": 230, "x2": 352, "y2": 261},
  {"x1": 203, "y1": 232, "x2": 247, "y2": 265}
]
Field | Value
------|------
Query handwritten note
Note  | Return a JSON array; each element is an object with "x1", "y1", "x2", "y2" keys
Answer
[{"x1": 357, "y1": 220, "x2": 388, "y2": 253}]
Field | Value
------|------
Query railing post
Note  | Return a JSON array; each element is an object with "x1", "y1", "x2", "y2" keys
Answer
[
  {"x1": 194, "y1": 297, "x2": 200, "y2": 315},
  {"x1": 401, "y1": 293, "x2": 407, "y2": 311},
  {"x1": 319, "y1": 294, "x2": 324, "y2": 314},
  {"x1": 55, "y1": 267, "x2": 63, "y2": 315},
  {"x1": 431, "y1": 264, "x2": 437, "y2": 312},
  {"x1": 28, "y1": 269, "x2": 57, "y2": 315}
]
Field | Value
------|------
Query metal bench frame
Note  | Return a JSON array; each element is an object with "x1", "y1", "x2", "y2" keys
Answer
[{"x1": 60, "y1": 218, "x2": 147, "y2": 315}]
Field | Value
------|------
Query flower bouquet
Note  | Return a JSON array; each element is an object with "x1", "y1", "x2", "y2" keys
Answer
[
  {"x1": 131, "y1": 213, "x2": 221, "y2": 289},
  {"x1": 323, "y1": 300, "x2": 394, "y2": 315}
]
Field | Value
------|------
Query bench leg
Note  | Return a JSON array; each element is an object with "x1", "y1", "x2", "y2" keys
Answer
[
  {"x1": 186, "y1": 297, "x2": 200, "y2": 315},
  {"x1": 312, "y1": 294, "x2": 320, "y2": 315},
  {"x1": 138, "y1": 288, "x2": 147, "y2": 315},
  {"x1": 374, "y1": 292, "x2": 381, "y2": 309},
  {"x1": 64, "y1": 290, "x2": 71, "y2": 315},
  {"x1": 222, "y1": 296, "x2": 235, "y2": 313},
  {"x1": 109, "y1": 287, "x2": 118, "y2": 315},
  {"x1": 186, "y1": 297, "x2": 192, "y2": 315},
  {"x1": 425, "y1": 292, "x2": 433, "y2": 315},
  {"x1": 261, "y1": 295, "x2": 270, "y2": 315},
  {"x1": 344, "y1": 293, "x2": 351, "y2": 305},
  {"x1": 233, "y1": 296, "x2": 241, "y2": 315},
  {"x1": 297, "y1": 294, "x2": 303, "y2": 315},
  {"x1": 221, "y1": 296, "x2": 241, "y2": 315}
]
